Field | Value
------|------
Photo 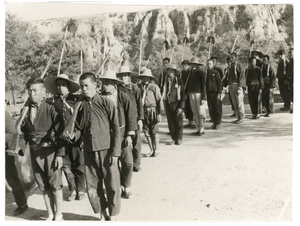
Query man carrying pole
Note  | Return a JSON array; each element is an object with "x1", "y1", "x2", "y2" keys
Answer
[
  {"x1": 63, "y1": 72, "x2": 121, "y2": 221},
  {"x1": 44, "y1": 74, "x2": 86, "y2": 202},
  {"x1": 100, "y1": 70, "x2": 137, "y2": 199},
  {"x1": 116, "y1": 66, "x2": 144, "y2": 172}
]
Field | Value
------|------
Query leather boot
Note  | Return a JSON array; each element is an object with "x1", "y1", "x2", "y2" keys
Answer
[
  {"x1": 53, "y1": 189, "x2": 63, "y2": 221},
  {"x1": 43, "y1": 190, "x2": 54, "y2": 221}
]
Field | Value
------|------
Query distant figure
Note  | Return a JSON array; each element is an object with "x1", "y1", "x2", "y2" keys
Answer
[
  {"x1": 261, "y1": 55, "x2": 276, "y2": 117},
  {"x1": 251, "y1": 50, "x2": 264, "y2": 68},
  {"x1": 227, "y1": 52, "x2": 246, "y2": 124},
  {"x1": 5, "y1": 110, "x2": 28, "y2": 216},
  {"x1": 210, "y1": 56, "x2": 224, "y2": 79},
  {"x1": 288, "y1": 47, "x2": 294, "y2": 114},
  {"x1": 186, "y1": 57, "x2": 207, "y2": 135},
  {"x1": 164, "y1": 64, "x2": 185, "y2": 145},
  {"x1": 138, "y1": 68, "x2": 162, "y2": 157},
  {"x1": 206, "y1": 59, "x2": 222, "y2": 129},
  {"x1": 223, "y1": 56, "x2": 235, "y2": 117},
  {"x1": 276, "y1": 49, "x2": 291, "y2": 111},
  {"x1": 180, "y1": 60, "x2": 195, "y2": 128},
  {"x1": 245, "y1": 57, "x2": 264, "y2": 119},
  {"x1": 158, "y1": 57, "x2": 170, "y2": 94}
]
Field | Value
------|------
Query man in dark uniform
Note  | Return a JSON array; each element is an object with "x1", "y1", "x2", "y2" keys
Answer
[
  {"x1": 63, "y1": 72, "x2": 121, "y2": 221},
  {"x1": 164, "y1": 64, "x2": 185, "y2": 145},
  {"x1": 116, "y1": 65, "x2": 144, "y2": 172},
  {"x1": 100, "y1": 70, "x2": 137, "y2": 199},
  {"x1": 206, "y1": 59, "x2": 222, "y2": 129},
  {"x1": 251, "y1": 50, "x2": 264, "y2": 68},
  {"x1": 158, "y1": 57, "x2": 170, "y2": 94},
  {"x1": 186, "y1": 57, "x2": 207, "y2": 135},
  {"x1": 227, "y1": 52, "x2": 246, "y2": 124},
  {"x1": 245, "y1": 57, "x2": 264, "y2": 119},
  {"x1": 223, "y1": 56, "x2": 235, "y2": 117},
  {"x1": 44, "y1": 74, "x2": 86, "y2": 201},
  {"x1": 288, "y1": 47, "x2": 294, "y2": 113},
  {"x1": 277, "y1": 49, "x2": 291, "y2": 111},
  {"x1": 5, "y1": 110, "x2": 28, "y2": 216},
  {"x1": 210, "y1": 56, "x2": 224, "y2": 79},
  {"x1": 180, "y1": 60, "x2": 194, "y2": 128},
  {"x1": 261, "y1": 55, "x2": 276, "y2": 117},
  {"x1": 21, "y1": 76, "x2": 65, "y2": 221}
]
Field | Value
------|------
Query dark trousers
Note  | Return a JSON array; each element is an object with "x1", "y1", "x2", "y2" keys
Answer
[
  {"x1": 278, "y1": 78, "x2": 291, "y2": 108},
  {"x1": 289, "y1": 78, "x2": 293, "y2": 102},
  {"x1": 5, "y1": 154, "x2": 27, "y2": 207},
  {"x1": 207, "y1": 93, "x2": 222, "y2": 125},
  {"x1": 184, "y1": 95, "x2": 193, "y2": 121},
  {"x1": 120, "y1": 144, "x2": 133, "y2": 188},
  {"x1": 84, "y1": 150, "x2": 121, "y2": 216},
  {"x1": 228, "y1": 91, "x2": 234, "y2": 111},
  {"x1": 248, "y1": 85, "x2": 260, "y2": 115},
  {"x1": 262, "y1": 86, "x2": 274, "y2": 114},
  {"x1": 165, "y1": 102, "x2": 183, "y2": 142},
  {"x1": 30, "y1": 146, "x2": 63, "y2": 191},
  {"x1": 132, "y1": 130, "x2": 141, "y2": 169},
  {"x1": 143, "y1": 108, "x2": 159, "y2": 136},
  {"x1": 62, "y1": 145, "x2": 85, "y2": 192}
]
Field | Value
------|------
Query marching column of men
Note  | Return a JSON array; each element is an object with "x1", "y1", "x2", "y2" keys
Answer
[{"x1": 7, "y1": 46, "x2": 293, "y2": 220}]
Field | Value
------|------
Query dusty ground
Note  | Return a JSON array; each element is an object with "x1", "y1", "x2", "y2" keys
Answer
[{"x1": 5, "y1": 103, "x2": 293, "y2": 222}]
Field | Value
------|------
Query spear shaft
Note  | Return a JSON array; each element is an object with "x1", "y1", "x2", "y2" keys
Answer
[{"x1": 57, "y1": 25, "x2": 68, "y2": 76}]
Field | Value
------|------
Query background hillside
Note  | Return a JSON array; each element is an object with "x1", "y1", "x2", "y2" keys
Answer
[{"x1": 5, "y1": 4, "x2": 293, "y2": 103}]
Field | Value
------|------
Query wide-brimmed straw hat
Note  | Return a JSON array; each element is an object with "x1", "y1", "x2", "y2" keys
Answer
[
  {"x1": 44, "y1": 74, "x2": 80, "y2": 95},
  {"x1": 100, "y1": 70, "x2": 123, "y2": 84},
  {"x1": 252, "y1": 50, "x2": 264, "y2": 58},
  {"x1": 189, "y1": 57, "x2": 203, "y2": 66},
  {"x1": 181, "y1": 60, "x2": 189, "y2": 65},
  {"x1": 137, "y1": 68, "x2": 157, "y2": 80},
  {"x1": 116, "y1": 65, "x2": 138, "y2": 77},
  {"x1": 166, "y1": 64, "x2": 178, "y2": 72}
]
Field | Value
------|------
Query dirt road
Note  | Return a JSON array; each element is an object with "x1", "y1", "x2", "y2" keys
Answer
[{"x1": 5, "y1": 103, "x2": 293, "y2": 222}]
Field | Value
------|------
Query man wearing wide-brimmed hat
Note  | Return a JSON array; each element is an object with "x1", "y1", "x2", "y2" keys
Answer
[
  {"x1": 100, "y1": 70, "x2": 137, "y2": 199},
  {"x1": 277, "y1": 49, "x2": 291, "y2": 111},
  {"x1": 21, "y1": 76, "x2": 66, "y2": 221},
  {"x1": 117, "y1": 66, "x2": 144, "y2": 172},
  {"x1": 44, "y1": 74, "x2": 86, "y2": 202},
  {"x1": 137, "y1": 68, "x2": 162, "y2": 157},
  {"x1": 62, "y1": 72, "x2": 121, "y2": 220},
  {"x1": 180, "y1": 60, "x2": 195, "y2": 128},
  {"x1": 164, "y1": 64, "x2": 185, "y2": 145},
  {"x1": 186, "y1": 57, "x2": 207, "y2": 136},
  {"x1": 251, "y1": 50, "x2": 264, "y2": 68}
]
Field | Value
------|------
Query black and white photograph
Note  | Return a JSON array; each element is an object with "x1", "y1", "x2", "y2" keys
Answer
[{"x1": 2, "y1": 0, "x2": 297, "y2": 223}]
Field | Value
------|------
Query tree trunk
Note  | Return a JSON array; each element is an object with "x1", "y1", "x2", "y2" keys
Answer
[{"x1": 11, "y1": 88, "x2": 16, "y2": 105}]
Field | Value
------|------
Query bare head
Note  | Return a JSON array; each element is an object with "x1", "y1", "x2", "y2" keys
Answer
[
  {"x1": 79, "y1": 72, "x2": 97, "y2": 98},
  {"x1": 26, "y1": 77, "x2": 46, "y2": 104}
]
